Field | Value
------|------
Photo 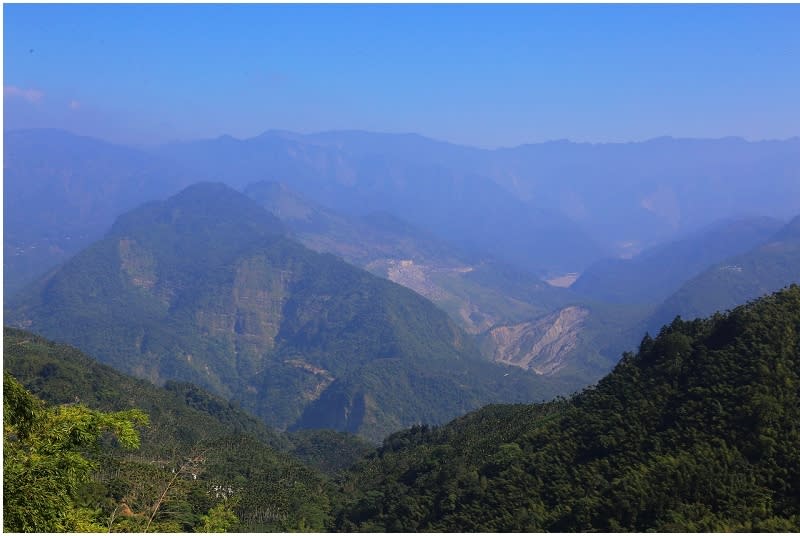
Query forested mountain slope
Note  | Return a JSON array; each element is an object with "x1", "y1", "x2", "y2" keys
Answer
[
  {"x1": 572, "y1": 216, "x2": 783, "y2": 305},
  {"x1": 245, "y1": 180, "x2": 645, "y2": 385},
  {"x1": 649, "y1": 214, "x2": 800, "y2": 330},
  {"x1": 6, "y1": 183, "x2": 577, "y2": 441},
  {"x1": 4, "y1": 326, "x2": 374, "y2": 473},
  {"x1": 4, "y1": 327, "x2": 285, "y2": 452},
  {"x1": 335, "y1": 285, "x2": 800, "y2": 531}
]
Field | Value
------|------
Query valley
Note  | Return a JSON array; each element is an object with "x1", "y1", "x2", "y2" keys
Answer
[
  {"x1": 486, "y1": 305, "x2": 589, "y2": 374},
  {"x1": 5, "y1": 5, "x2": 800, "y2": 529}
]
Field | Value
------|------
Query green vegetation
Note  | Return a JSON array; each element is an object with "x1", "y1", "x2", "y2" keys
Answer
[
  {"x1": 2, "y1": 328, "x2": 348, "y2": 532},
  {"x1": 7, "y1": 284, "x2": 800, "y2": 532},
  {"x1": 286, "y1": 429, "x2": 375, "y2": 476},
  {"x1": 650, "y1": 215, "x2": 800, "y2": 330},
  {"x1": 334, "y1": 286, "x2": 800, "y2": 531},
  {"x1": 7, "y1": 182, "x2": 571, "y2": 441},
  {"x1": 246, "y1": 179, "x2": 645, "y2": 385},
  {"x1": 3, "y1": 327, "x2": 288, "y2": 456},
  {"x1": 4, "y1": 372, "x2": 147, "y2": 532},
  {"x1": 572, "y1": 216, "x2": 782, "y2": 305}
]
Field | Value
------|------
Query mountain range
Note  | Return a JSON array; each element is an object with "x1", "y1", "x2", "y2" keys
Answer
[
  {"x1": 572, "y1": 216, "x2": 785, "y2": 305},
  {"x1": 9, "y1": 129, "x2": 800, "y2": 297},
  {"x1": 5, "y1": 153, "x2": 800, "y2": 530},
  {"x1": 244, "y1": 180, "x2": 572, "y2": 335},
  {"x1": 3, "y1": 129, "x2": 194, "y2": 295},
  {"x1": 5, "y1": 127, "x2": 800, "y2": 442},
  {"x1": 156, "y1": 130, "x2": 605, "y2": 275},
  {"x1": 648, "y1": 214, "x2": 800, "y2": 331},
  {"x1": 242, "y1": 180, "x2": 640, "y2": 383},
  {"x1": 157, "y1": 130, "x2": 800, "y2": 258},
  {"x1": 6, "y1": 182, "x2": 579, "y2": 441},
  {"x1": 7, "y1": 128, "x2": 800, "y2": 414}
]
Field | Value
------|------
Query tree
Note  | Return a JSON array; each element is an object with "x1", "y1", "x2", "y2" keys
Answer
[
  {"x1": 3, "y1": 372, "x2": 148, "y2": 532},
  {"x1": 198, "y1": 501, "x2": 239, "y2": 532}
]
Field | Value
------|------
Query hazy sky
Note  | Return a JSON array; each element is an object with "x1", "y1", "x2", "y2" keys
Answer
[{"x1": 4, "y1": 4, "x2": 800, "y2": 147}]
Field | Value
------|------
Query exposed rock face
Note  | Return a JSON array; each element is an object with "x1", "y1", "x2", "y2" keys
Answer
[
  {"x1": 284, "y1": 359, "x2": 335, "y2": 401},
  {"x1": 488, "y1": 306, "x2": 589, "y2": 375},
  {"x1": 246, "y1": 182, "x2": 562, "y2": 337},
  {"x1": 374, "y1": 258, "x2": 452, "y2": 303},
  {"x1": 367, "y1": 258, "x2": 506, "y2": 334},
  {"x1": 231, "y1": 255, "x2": 290, "y2": 376},
  {"x1": 118, "y1": 238, "x2": 157, "y2": 291}
]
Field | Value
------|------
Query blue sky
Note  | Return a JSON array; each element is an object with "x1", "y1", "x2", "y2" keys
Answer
[{"x1": 4, "y1": 4, "x2": 800, "y2": 147}]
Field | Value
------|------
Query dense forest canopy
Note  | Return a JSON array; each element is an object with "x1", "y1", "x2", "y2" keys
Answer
[{"x1": 333, "y1": 286, "x2": 800, "y2": 531}]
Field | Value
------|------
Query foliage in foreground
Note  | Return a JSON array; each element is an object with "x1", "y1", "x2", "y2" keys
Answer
[
  {"x1": 3, "y1": 329, "x2": 344, "y2": 532},
  {"x1": 3, "y1": 372, "x2": 147, "y2": 532}
]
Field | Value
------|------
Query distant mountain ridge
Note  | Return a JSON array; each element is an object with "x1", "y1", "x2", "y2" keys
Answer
[
  {"x1": 7, "y1": 128, "x2": 799, "y2": 294},
  {"x1": 3, "y1": 129, "x2": 197, "y2": 295},
  {"x1": 158, "y1": 129, "x2": 800, "y2": 252},
  {"x1": 648, "y1": 214, "x2": 800, "y2": 331},
  {"x1": 160, "y1": 133, "x2": 605, "y2": 274},
  {"x1": 6, "y1": 182, "x2": 579, "y2": 441},
  {"x1": 7, "y1": 128, "x2": 797, "y2": 398},
  {"x1": 572, "y1": 216, "x2": 784, "y2": 304}
]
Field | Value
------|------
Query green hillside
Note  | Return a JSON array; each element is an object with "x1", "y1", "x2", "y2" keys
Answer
[
  {"x1": 3, "y1": 327, "x2": 342, "y2": 532},
  {"x1": 334, "y1": 286, "x2": 800, "y2": 531},
  {"x1": 572, "y1": 216, "x2": 782, "y2": 305},
  {"x1": 649, "y1": 215, "x2": 800, "y2": 330},
  {"x1": 3, "y1": 327, "x2": 286, "y2": 454},
  {"x1": 9, "y1": 284, "x2": 800, "y2": 532},
  {"x1": 6, "y1": 182, "x2": 574, "y2": 441}
]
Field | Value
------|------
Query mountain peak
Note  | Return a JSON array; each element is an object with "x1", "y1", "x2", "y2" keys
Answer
[
  {"x1": 773, "y1": 214, "x2": 800, "y2": 242},
  {"x1": 168, "y1": 181, "x2": 244, "y2": 202},
  {"x1": 110, "y1": 181, "x2": 285, "y2": 239}
]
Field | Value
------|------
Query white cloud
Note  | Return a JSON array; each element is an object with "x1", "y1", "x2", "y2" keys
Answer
[{"x1": 4, "y1": 85, "x2": 44, "y2": 103}]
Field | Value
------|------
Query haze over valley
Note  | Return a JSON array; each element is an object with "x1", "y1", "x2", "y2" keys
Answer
[{"x1": 4, "y1": 4, "x2": 800, "y2": 532}]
